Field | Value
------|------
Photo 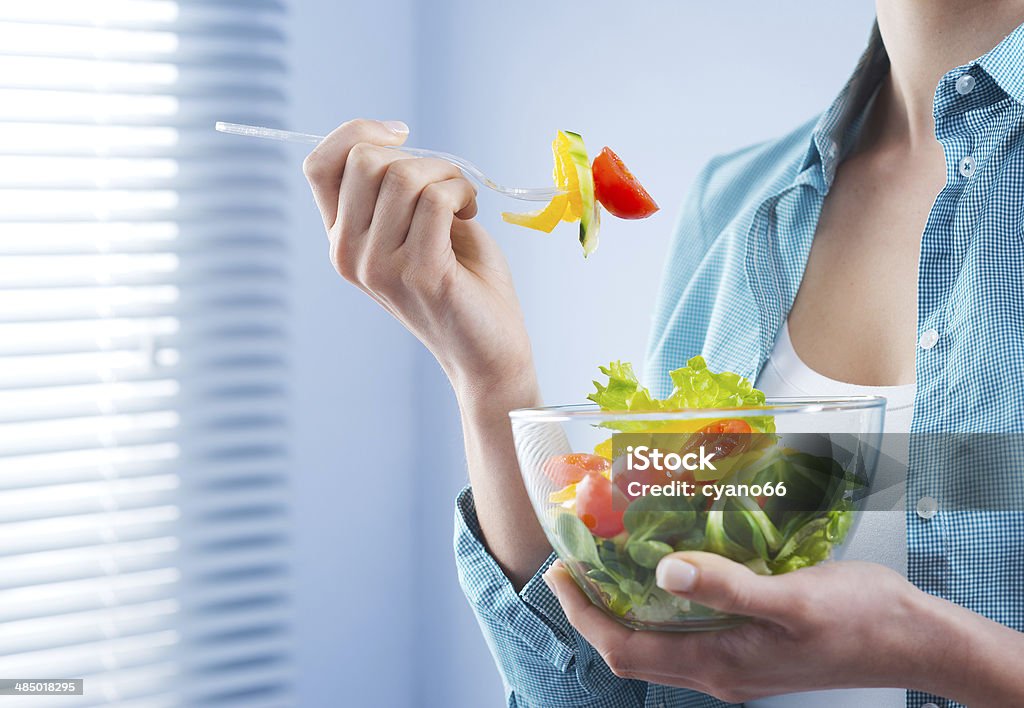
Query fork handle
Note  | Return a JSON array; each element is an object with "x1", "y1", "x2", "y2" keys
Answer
[{"x1": 215, "y1": 122, "x2": 562, "y2": 201}]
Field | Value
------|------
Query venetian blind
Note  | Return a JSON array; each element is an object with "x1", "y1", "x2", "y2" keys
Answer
[{"x1": 0, "y1": 1, "x2": 292, "y2": 705}]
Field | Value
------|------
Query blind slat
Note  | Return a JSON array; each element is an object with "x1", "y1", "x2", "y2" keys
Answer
[{"x1": 0, "y1": 600, "x2": 180, "y2": 656}]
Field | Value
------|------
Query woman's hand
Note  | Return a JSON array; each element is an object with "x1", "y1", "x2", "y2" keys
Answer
[
  {"x1": 303, "y1": 118, "x2": 550, "y2": 583},
  {"x1": 302, "y1": 118, "x2": 534, "y2": 403},
  {"x1": 544, "y1": 552, "x2": 1024, "y2": 706}
]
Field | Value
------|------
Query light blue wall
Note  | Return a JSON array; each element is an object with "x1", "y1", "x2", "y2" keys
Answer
[
  {"x1": 418, "y1": 0, "x2": 879, "y2": 404},
  {"x1": 286, "y1": 2, "x2": 877, "y2": 707},
  {"x1": 286, "y1": 3, "x2": 421, "y2": 708}
]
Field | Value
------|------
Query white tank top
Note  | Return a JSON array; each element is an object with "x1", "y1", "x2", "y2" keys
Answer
[{"x1": 746, "y1": 322, "x2": 914, "y2": 708}]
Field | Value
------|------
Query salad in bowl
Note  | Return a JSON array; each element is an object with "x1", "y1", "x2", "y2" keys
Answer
[{"x1": 510, "y1": 356, "x2": 885, "y2": 630}]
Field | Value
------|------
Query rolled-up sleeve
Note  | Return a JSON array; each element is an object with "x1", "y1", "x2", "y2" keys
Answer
[{"x1": 453, "y1": 486, "x2": 646, "y2": 708}]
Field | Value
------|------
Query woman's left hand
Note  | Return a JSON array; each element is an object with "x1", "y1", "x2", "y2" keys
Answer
[{"x1": 544, "y1": 552, "x2": 963, "y2": 703}]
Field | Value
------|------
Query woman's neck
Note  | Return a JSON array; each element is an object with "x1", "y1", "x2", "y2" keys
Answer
[{"x1": 874, "y1": 0, "x2": 1024, "y2": 147}]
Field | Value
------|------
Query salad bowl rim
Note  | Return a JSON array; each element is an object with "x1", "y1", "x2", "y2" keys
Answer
[{"x1": 509, "y1": 396, "x2": 887, "y2": 422}]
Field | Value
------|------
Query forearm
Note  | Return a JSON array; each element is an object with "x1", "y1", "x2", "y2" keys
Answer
[
  {"x1": 455, "y1": 372, "x2": 553, "y2": 589},
  {"x1": 914, "y1": 590, "x2": 1024, "y2": 706}
]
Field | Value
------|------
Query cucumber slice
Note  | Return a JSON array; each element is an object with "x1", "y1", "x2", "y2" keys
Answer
[{"x1": 563, "y1": 130, "x2": 600, "y2": 257}]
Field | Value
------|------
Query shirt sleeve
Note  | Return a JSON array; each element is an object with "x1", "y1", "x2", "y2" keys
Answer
[{"x1": 453, "y1": 485, "x2": 647, "y2": 708}]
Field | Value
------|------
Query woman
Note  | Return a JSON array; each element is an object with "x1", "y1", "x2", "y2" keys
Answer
[{"x1": 302, "y1": 1, "x2": 1024, "y2": 705}]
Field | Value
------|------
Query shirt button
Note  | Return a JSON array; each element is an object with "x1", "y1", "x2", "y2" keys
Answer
[
  {"x1": 918, "y1": 329, "x2": 939, "y2": 350},
  {"x1": 922, "y1": 703, "x2": 941, "y2": 708},
  {"x1": 826, "y1": 140, "x2": 838, "y2": 159},
  {"x1": 917, "y1": 496, "x2": 939, "y2": 519},
  {"x1": 959, "y1": 155, "x2": 977, "y2": 178},
  {"x1": 955, "y1": 74, "x2": 976, "y2": 95}
]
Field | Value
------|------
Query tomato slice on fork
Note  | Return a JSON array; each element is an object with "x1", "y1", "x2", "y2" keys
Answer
[{"x1": 592, "y1": 146, "x2": 659, "y2": 219}]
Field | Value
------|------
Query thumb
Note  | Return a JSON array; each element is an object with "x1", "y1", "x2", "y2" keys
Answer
[{"x1": 655, "y1": 551, "x2": 792, "y2": 620}]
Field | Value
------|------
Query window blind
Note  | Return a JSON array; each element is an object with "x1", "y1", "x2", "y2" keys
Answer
[{"x1": 0, "y1": 2, "x2": 292, "y2": 705}]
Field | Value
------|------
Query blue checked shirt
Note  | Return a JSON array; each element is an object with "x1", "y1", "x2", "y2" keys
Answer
[{"x1": 454, "y1": 21, "x2": 1024, "y2": 708}]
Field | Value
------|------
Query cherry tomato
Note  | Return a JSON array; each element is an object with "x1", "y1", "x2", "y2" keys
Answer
[
  {"x1": 542, "y1": 453, "x2": 610, "y2": 487},
  {"x1": 592, "y1": 146, "x2": 659, "y2": 219},
  {"x1": 576, "y1": 472, "x2": 625, "y2": 538},
  {"x1": 679, "y1": 418, "x2": 753, "y2": 462},
  {"x1": 701, "y1": 419, "x2": 753, "y2": 435},
  {"x1": 612, "y1": 453, "x2": 671, "y2": 501}
]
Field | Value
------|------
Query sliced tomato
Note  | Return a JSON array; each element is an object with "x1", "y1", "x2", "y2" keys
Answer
[
  {"x1": 591, "y1": 146, "x2": 659, "y2": 220},
  {"x1": 576, "y1": 472, "x2": 625, "y2": 538},
  {"x1": 542, "y1": 453, "x2": 610, "y2": 487}
]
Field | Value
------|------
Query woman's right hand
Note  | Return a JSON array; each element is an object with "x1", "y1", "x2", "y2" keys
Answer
[
  {"x1": 303, "y1": 118, "x2": 551, "y2": 582},
  {"x1": 302, "y1": 118, "x2": 537, "y2": 407}
]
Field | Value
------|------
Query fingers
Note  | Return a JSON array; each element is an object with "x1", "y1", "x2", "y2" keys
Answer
[
  {"x1": 335, "y1": 143, "x2": 407, "y2": 263},
  {"x1": 543, "y1": 563, "x2": 633, "y2": 649},
  {"x1": 368, "y1": 158, "x2": 466, "y2": 253},
  {"x1": 655, "y1": 552, "x2": 795, "y2": 620},
  {"x1": 302, "y1": 118, "x2": 409, "y2": 229},
  {"x1": 402, "y1": 177, "x2": 478, "y2": 262},
  {"x1": 543, "y1": 562, "x2": 714, "y2": 688},
  {"x1": 304, "y1": 118, "x2": 482, "y2": 303},
  {"x1": 333, "y1": 159, "x2": 477, "y2": 290}
]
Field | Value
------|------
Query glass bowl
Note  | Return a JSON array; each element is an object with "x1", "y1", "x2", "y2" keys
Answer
[{"x1": 509, "y1": 397, "x2": 885, "y2": 631}]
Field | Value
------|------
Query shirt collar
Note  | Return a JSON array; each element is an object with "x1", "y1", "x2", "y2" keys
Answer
[
  {"x1": 800, "y1": 18, "x2": 1024, "y2": 192},
  {"x1": 975, "y1": 20, "x2": 1024, "y2": 106},
  {"x1": 799, "y1": 22, "x2": 889, "y2": 193}
]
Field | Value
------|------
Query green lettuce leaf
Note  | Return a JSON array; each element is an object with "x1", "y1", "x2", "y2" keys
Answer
[
  {"x1": 588, "y1": 355, "x2": 774, "y2": 432},
  {"x1": 586, "y1": 361, "x2": 654, "y2": 411},
  {"x1": 663, "y1": 355, "x2": 765, "y2": 409},
  {"x1": 588, "y1": 356, "x2": 765, "y2": 410}
]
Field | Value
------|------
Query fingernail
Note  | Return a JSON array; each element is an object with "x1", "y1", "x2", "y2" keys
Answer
[
  {"x1": 382, "y1": 120, "x2": 409, "y2": 135},
  {"x1": 656, "y1": 558, "x2": 697, "y2": 593}
]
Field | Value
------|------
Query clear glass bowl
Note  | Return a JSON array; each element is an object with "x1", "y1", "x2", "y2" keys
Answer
[{"x1": 510, "y1": 397, "x2": 885, "y2": 631}]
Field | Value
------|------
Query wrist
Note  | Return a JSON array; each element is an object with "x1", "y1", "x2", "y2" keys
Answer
[
  {"x1": 855, "y1": 580, "x2": 961, "y2": 695},
  {"x1": 450, "y1": 363, "x2": 541, "y2": 422},
  {"x1": 901, "y1": 586, "x2": 1003, "y2": 704},
  {"x1": 910, "y1": 590, "x2": 1024, "y2": 707},
  {"x1": 900, "y1": 588, "x2": 973, "y2": 700}
]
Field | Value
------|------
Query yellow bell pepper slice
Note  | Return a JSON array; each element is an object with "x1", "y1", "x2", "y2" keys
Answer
[
  {"x1": 553, "y1": 131, "x2": 583, "y2": 221},
  {"x1": 548, "y1": 482, "x2": 578, "y2": 504},
  {"x1": 501, "y1": 192, "x2": 569, "y2": 233},
  {"x1": 502, "y1": 130, "x2": 584, "y2": 231}
]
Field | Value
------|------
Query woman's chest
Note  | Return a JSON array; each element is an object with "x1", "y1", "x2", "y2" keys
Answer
[{"x1": 787, "y1": 150, "x2": 947, "y2": 386}]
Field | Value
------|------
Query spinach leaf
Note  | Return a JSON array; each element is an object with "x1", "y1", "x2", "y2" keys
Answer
[
  {"x1": 585, "y1": 568, "x2": 617, "y2": 585},
  {"x1": 555, "y1": 512, "x2": 601, "y2": 567},
  {"x1": 674, "y1": 526, "x2": 706, "y2": 552},
  {"x1": 743, "y1": 513, "x2": 769, "y2": 559},
  {"x1": 774, "y1": 517, "x2": 829, "y2": 561},
  {"x1": 769, "y1": 514, "x2": 837, "y2": 574},
  {"x1": 623, "y1": 494, "x2": 697, "y2": 542},
  {"x1": 586, "y1": 574, "x2": 631, "y2": 616},
  {"x1": 627, "y1": 539, "x2": 674, "y2": 569},
  {"x1": 618, "y1": 578, "x2": 646, "y2": 597},
  {"x1": 706, "y1": 507, "x2": 757, "y2": 560}
]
